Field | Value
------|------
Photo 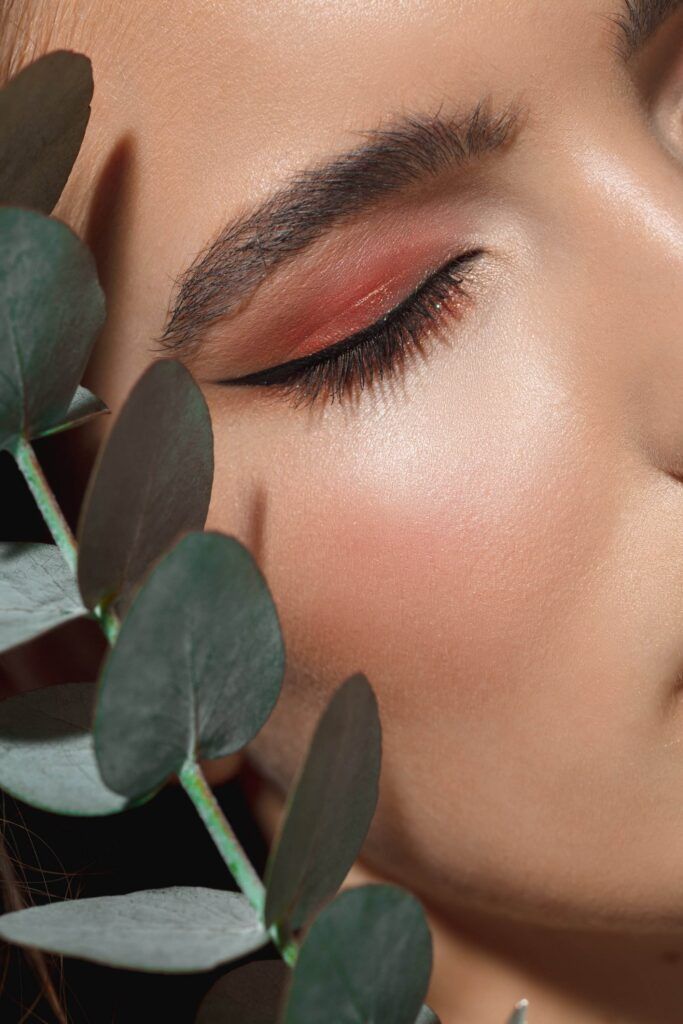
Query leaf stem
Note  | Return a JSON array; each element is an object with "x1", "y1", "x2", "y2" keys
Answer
[
  {"x1": 11, "y1": 435, "x2": 121, "y2": 644},
  {"x1": 179, "y1": 759, "x2": 298, "y2": 967},
  {"x1": 11, "y1": 435, "x2": 77, "y2": 575},
  {"x1": 179, "y1": 760, "x2": 263, "y2": 906}
]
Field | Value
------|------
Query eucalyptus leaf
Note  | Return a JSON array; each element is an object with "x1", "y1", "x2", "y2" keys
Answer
[
  {"x1": 0, "y1": 207, "x2": 105, "y2": 453},
  {"x1": 77, "y1": 359, "x2": 213, "y2": 613},
  {"x1": 0, "y1": 683, "x2": 129, "y2": 815},
  {"x1": 94, "y1": 530, "x2": 285, "y2": 798},
  {"x1": 281, "y1": 885, "x2": 433, "y2": 1024},
  {"x1": 0, "y1": 886, "x2": 268, "y2": 972},
  {"x1": 264, "y1": 674, "x2": 381, "y2": 930},
  {"x1": 415, "y1": 1006, "x2": 441, "y2": 1023},
  {"x1": 507, "y1": 999, "x2": 529, "y2": 1024},
  {"x1": 0, "y1": 51, "x2": 92, "y2": 213},
  {"x1": 0, "y1": 542, "x2": 86, "y2": 653},
  {"x1": 196, "y1": 961, "x2": 289, "y2": 1024},
  {"x1": 34, "y1": 385, "x2": 108, "y2": 439}
]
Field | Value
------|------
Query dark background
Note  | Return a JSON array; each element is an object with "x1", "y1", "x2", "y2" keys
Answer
[{"x1": 1, "y1": 771, "x2": 275, "y2": 1024}]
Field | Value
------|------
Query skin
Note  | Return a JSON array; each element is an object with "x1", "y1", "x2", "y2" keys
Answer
[{"x1": 3, "y1": 0, "x2": 683, "y2": 1020}]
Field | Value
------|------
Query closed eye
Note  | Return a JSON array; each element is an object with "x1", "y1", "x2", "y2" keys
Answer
[{"x1": 218, "y1": 250, "x2": 483, "y2": 409}]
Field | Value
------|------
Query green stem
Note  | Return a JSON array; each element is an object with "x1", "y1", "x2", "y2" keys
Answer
[
  {"x1": 12, "y1": 435, "x2": 121, "y2": 646},
  {"x1": 11, "y1": 435, "x2": 77, "y2": 576},
  {"x1": 93, "y1": 600, "x2": 121, "y2": 645},
  {"x1": 271, "y1": 920, "x2": 298, "y2": 968},
  {"x1": 179, "y1": 759, "x2": 298, "y2": 967}
]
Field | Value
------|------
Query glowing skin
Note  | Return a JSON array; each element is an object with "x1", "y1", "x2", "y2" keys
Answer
[{"x1": 4, "y1": 1, "x2": 683, "y2": 1020}]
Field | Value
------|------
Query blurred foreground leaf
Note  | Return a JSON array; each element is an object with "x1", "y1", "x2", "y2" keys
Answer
[
  {"x1": 264, "y1": 674, "x2": 381, "y2": 930},
  {"x1": 281, "y1": 885, "x2": 432, "y2": 1024},
  {"x1": 196, "y1": 961, "x2": 289, "y2": 1024},
  {"x1": 0, "y1": 207, "x2": 105, "y2": 452},
  {"x1": 0, "y1": 542, "x2": 85, "y2": 653},
  {"x1": 77, "y1": 359, "x2": 213, "y2": 613},
  {"x1": 0, "y1": 51, "x2": 92, "y2": 213},
  {"x1": 0, "y1": 886, "x2": 267, "y2": 972},
  {"x1": 94, "y1": 531, "x2": 284, "y2": 798},
  {"x1": 0, "y1": 683, "x2": 129, "y2": 815}
]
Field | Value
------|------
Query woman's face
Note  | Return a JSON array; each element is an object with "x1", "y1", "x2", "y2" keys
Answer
[{"x1": 45, "y1": 0, "x2": 683, "y2": 931}]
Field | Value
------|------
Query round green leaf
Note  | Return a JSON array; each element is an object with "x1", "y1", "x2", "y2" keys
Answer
[
  {"x1": 0, "y1": 207, "x2": 105, "y2": 452},
  {"x1": 77, "y1": 359, "x2": 213, "y2": 612},
  {"x1": 0, "y1": 542, "x2": 86, "y2": 654},
  {"x1": 0, "y1": 886, "x2": 268, "y2": 973},
  {"x1": 35, "y1": 385, "x2": 108, "y2": 439},
  {"x1": 0, "y1": 51, "x2": 92, "y2": 213},
  {"x1": 282, "y1": 885, "x2": 433, "y2": 1024},
  {"x1": 264, "y1": 674, "x2": 381, "y2": 930},
  {"x1": 0, "y1": 683, "x2": 130, "y2": 815},
  {"x1": 94, "y1": 530, "x2": 285, "y2": 798},
  {"x1": 196, "y1": 961, "x2": 289, "y2": 1024}
]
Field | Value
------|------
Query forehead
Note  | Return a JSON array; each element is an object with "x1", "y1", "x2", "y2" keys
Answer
[
  {"x1": 90, "y1": 0, "x2": 609, "y2": 129},
  {"x1": 83, "y1": 0, "x2": 611, "y2": 192}
]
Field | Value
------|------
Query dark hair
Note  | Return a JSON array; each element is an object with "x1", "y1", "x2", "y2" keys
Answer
[{"x1": 0, "y1": 751, "x2": 272, "y2": 1022}]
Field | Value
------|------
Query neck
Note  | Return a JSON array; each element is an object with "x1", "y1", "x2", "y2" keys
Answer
[
  {"x1": 415, "y1": 899, "x2": 683, "y2": 1024},
  {"x1": 244, "y1": 766, "x2": 683, "y2": 1024}
]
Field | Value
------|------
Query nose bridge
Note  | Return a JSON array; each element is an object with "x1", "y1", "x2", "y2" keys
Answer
[{"x1": 564, "y1": 123, "x2": 683, "y2": 474}]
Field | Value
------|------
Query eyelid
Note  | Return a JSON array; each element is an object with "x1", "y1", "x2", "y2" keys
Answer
[
  {"x1": 223, "y1": 252, "x2": 477, "y2": 385},
  {"x1": 286, "y1": 259, "x2": 447, "y2": 362},
  {"x1": 218, "y1": 249, "x2": 482, "y2": 411}
]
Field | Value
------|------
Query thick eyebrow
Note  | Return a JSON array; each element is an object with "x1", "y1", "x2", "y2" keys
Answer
[
  {"x1": 157, "y1": 99, "x2": 521, "y2": 355},
  {"x1": 611, "y1": 0, "x2": 683, "y2": 60}
]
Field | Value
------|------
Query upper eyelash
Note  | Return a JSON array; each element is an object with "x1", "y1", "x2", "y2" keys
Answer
[{"x1": 223, "y1": 249, "x2": 482, "y2": 409}]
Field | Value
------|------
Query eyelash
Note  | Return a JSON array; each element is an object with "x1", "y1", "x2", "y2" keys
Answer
[{"x1": 227, "y1": 249, "x2": 482, "y2": 409}]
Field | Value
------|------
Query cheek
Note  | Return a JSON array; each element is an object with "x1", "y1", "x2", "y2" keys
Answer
[{"x1": 217, "y1": 330, "x2": 616, "y2": 736}]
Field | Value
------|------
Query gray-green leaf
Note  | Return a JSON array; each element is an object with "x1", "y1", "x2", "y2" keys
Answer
[
  {"x1": 0, "y1": 683, "x2": 129, "y2": 815},
  {"x1": 94, "y1": 531, "x2": 285, "y2": 798},
  {"x1": 281, "y1": 885, "x2": 433, "y2": 1024},
  {"x1": 196, "y1": 961, "x2": 289, "y2": 1024},
  {"x1": 264, "y1": 674, "x2": 381, "y2": 930},
  {"x1": 0, "y1": 542, "x2": 86, "y2": 654},
  {"x1": 0, "y1": 207, "x2": 105, "y2": 453},
  {"x1": 0, "y1": 886, "x2": 268, "y2": 972},
  {"x1": 0, "y1": 51, "x2": 92, "y2": 213},
  {"x1": 507, "y1": 999, "x2": 529, "y2": 1024},
  {"x1": 34, "y1": 385, "x2": 108, "y2": 439},
  {"x1": 77, "y1": 359, "x2": 213, "y2": 613}
]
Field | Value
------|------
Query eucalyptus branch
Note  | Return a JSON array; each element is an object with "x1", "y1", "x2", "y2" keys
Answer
[{"x1": 10, "y1": 435, "x2": 299, "y2": 967}]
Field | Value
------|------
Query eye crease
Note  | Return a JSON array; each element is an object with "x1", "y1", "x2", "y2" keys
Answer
[{"x1": 219, "y1": 250, "x2": 483, "y2": 409}]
